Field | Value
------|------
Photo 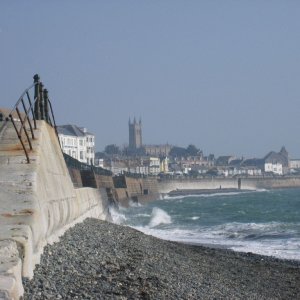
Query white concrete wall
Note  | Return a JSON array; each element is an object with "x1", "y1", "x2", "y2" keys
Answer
[
  {"x1": 0, "y1": 121, "x2": 110, "y2": 299},
  {"x1": 158, "y1": 178, "x2": 240, "y2": 194},
  {"x1": 158, "y1": 176, "x2": 300, "y2": 194}
]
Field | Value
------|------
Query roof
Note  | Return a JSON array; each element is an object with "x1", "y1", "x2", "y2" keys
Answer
[
  {"x1": 241, "y1": 158, "x2": 265, "y2": 167},
  {"x1": 57, "y1": 124, "x2": 92, "y2": 137},
  {"x1": 216, "y1": 156, "x2": 234, "y2": 166},
  {"x1": 229, "y1": 159, "x2": 243, "y2": 166},
  {"x1": 264, "y1": 151, "x2": 288, "y2": 166}
]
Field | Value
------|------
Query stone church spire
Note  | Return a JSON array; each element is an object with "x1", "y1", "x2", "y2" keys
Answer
[{"x1": 128, "y1": 116, "x2": 142, "y2": 150}]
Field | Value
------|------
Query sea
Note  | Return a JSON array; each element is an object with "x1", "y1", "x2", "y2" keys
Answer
[{"x1": 110, "y1": 188, "x2": 300, "y2": 261}]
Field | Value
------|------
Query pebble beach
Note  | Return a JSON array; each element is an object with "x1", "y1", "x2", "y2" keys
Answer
[{"x1": 23, "y1": 218, "x2": 300, "y2": 299}]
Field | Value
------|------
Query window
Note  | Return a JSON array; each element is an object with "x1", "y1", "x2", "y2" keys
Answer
[
  {"x1": 79, "y1": 139, "x2": 83, "y2": 146},
  {"x1": 80, "y1": 151, "x2": 83, "y2": 160}
]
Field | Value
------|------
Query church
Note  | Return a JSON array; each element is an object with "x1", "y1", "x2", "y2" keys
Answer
[
  {"x1": 128, "y1": 117, "x2": 142, "y2": 150},
  {"x1": 128, "y1": 118, "x2": 172, "y2": 157}
]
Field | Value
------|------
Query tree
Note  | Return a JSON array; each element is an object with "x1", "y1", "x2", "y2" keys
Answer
[
  {"x1": 206, "y1": 168, "x2": 218, "y2": 176},
  {"x1": 186, "y1": 144, "x2": 200, "y2": 156},
  {"x1": 169, "y1": 146, "x2": 187, "y2": 158},
  {"x1": 95, "y1": 151, "x2": 107, "y2": 159},
  {"x1": 189, "y1": 169, "x2": 199, "y2": 178},
  {"x1": 104, "y1": 144, "x2": 120, "y2": 155}
]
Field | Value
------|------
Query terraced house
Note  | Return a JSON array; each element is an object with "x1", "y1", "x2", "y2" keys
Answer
[{"x1": 57, "y1": 124, "x2": 95, "y2": 165}]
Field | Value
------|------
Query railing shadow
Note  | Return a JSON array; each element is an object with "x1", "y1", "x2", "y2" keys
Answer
[{"x1": 63, "y1": 152, "x2": 112, "y2": 176}]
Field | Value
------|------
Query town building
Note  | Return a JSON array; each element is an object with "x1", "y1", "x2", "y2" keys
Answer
[
  {"x1": 144, "y1": 144, "x2": 172, "y2": 157},
  {"x1": 215, "y1": 156, "x2": 236, "y2": 166},
  {"x1": 148, "y1": 157, "x2": 161, "y2": 175},
  {"x1": 97, "y1": 155, "x2": 166, "y2": 176},
  {"x1": 57, "y1": 124, "x2": 95, "y2": 165},
  {"x1": 264, "y1": 162, "x2": 283, "y2": 175},
  {"x1": 128, "y1": 117, "x2": 142, "y2": 150},
  {"x1": 160, "y1": 157, "x2": 169, "y2": 173},
  {"x1": 263, "y1": 147, "x2": 289, "y2": 175},
  {"x1": 289, "y1": 159, "x2": 300, "y2": 170},
  {"x1": 215, "y1": 148, "x2": 289, "y2": 176}
]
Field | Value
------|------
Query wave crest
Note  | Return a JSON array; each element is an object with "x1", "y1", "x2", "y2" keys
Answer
[{"x1": 149, "y1": 207, "x2": 172, "y2": 228}]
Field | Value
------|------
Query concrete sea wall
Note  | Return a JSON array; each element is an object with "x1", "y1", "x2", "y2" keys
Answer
[
  {"x1": 158, "y1": 177, "x2": 239, "y2": 194},
  {"x1": 157, "y1": 176, "x2": 300, "y2": 194},
  {"x1": 0, "y1": 121, "x2": 110, "y2": 299},
  {"x1": 68, "y1": 169, "x2": 300, "y2": 207},
  {"x1": 112, "y1": 176, "x2": 160, "y2": 207}
]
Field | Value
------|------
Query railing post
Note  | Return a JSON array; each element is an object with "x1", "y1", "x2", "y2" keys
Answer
[
  {"x1": 39, "y1": 82, "x2": 44, "y2": 120},
  {"x1": 43, "y1": 89, "x2": 49, "y2": 124},
  {"x1": 33, "y1": 74, "x2": 40, "y2": 120}
]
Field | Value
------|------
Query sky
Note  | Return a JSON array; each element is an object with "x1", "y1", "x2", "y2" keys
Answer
[{"x1": 1, "y1": 1, "x2": 300, "y2": 158}]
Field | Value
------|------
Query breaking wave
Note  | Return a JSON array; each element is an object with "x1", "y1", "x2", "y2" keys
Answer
[{"x1": 148, "y1": 207, "x2": 172, "y2": 228}]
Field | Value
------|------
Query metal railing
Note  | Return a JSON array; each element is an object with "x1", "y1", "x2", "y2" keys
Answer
[
  {"x1": 8, "y1": 74, "x2": 58, "y2": 163},
  {"x1": 63, "y1": 153, "x2": 113, "y2": 176}
]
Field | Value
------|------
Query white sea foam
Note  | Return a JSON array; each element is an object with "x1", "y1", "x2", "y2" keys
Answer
[
  {"x1": 109, "y1": 207, "x2": 127, "y2": 225},
  {"x1": 164, "y1": 190, "x2": 261, "y2": 201},
  {"x1": 132, "y1": 221, "x2": 300, "y2": 261},
  {"x1": 230, "y1": 238, "x2": 300, "y2": 261},
  {"x1": 255, "y1": 188, "x2": 268, "y2": 192},
  {"x1": 136, "y1": 213, "x2": 151, "y2": 217},
  {"x1": 190, "y1": 216, "x2": 200, "y2": 220},
  {"x1": 148, "y1": 207, "x2": 172, "y2": 228},
  {"x1": 129, "y1": 200, "x2": 143, "y2": 207}
]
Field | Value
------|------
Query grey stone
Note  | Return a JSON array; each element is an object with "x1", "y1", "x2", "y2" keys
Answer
[{"x1": 22, "y1": 218, "x2": 300, "y2": 299}]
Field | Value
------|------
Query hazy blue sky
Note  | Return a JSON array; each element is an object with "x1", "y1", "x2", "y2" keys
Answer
[{"x1": 1, "y1": 1, "x2": 300, "y2": 157}]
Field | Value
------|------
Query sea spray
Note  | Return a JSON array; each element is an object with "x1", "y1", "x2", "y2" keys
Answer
[
  {"x1": 148, "y1": 207, "x2": 172, "y2": 228},
  {"x1": 129, "y1": 199, "x2": 143, "y2": 207},
  {"x1": 109, "y1": 207, "x2": 127, "y2": 224}
]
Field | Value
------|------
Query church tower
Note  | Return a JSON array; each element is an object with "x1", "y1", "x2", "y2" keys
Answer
[{"x1": 129, "y1": 117, "x2": 142, "y2": 150}]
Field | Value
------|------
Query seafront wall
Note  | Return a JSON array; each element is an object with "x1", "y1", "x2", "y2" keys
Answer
[
  {"x1": 157, "y1": 176, "x2": 300, "y2": 194},
  {"x1": 109, "y1": 175, "x2": 160, "y2": 206},
  {"x1": 65, "y1": 169, "x2": 300, "y2": 207},
  {"x1": 240, "y1": 176, "x2": 300, "y2": 190},
  {"x1": 0, "y1": 121, "x2": 110, "y2": 299},
  {"x1": 157, "y1": 177, "x2": 238, "y2": 194}
]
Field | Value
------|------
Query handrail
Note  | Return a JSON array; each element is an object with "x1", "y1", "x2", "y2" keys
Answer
[
  {"x1": 8, "y1": 74, "x2": 58, "y2": 163},
  {"x1": 63, "y1": 153, "x2": 113, "y2": 176}
]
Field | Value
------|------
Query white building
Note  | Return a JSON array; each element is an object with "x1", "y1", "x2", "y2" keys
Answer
[
  {"x1": 57, "y1": 124, "x2": 95, "y2": 165},
  {"x1": 289, "y1": 159, "x2": 300, "y2": 169},
  {"x1": 148, "y1": 157, "x2": 161, "y2": 175},
  {"x1": 264, "y1": 162, "x2": 283, "y2": 175}
]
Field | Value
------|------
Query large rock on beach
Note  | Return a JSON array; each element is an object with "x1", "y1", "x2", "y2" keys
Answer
[{"x1": 23, "y1": 218, "x2": 300, "y2": 299}]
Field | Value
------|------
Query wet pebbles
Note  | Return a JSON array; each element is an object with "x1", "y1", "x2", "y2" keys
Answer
[{"x1": 23, "y1": 218, "x2": 300, "y2": 299}]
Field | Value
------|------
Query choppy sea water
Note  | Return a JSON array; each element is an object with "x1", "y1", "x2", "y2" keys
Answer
[{"x1": 110, "y1": 188, "x2": 300, "y2": 261}]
